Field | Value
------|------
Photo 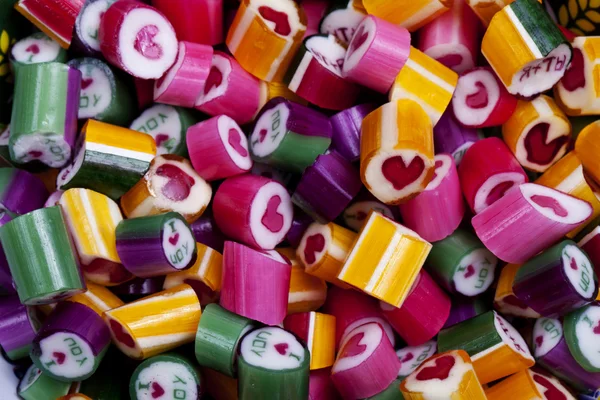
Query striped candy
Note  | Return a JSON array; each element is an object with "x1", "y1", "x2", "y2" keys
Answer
[
  {"x1": 284, "y1": 311, "x2": 336, "y2": 370},
  {"x1": 363, "y1": 0, "x2": 452, "y2": 31},
  {"x1": 67, "y1": 281, "x2": 125, "y2": 316}
]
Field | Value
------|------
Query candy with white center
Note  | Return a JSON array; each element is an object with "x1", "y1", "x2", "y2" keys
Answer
[
  {"x1": 452, "y1": 66, "x2": 518, "y2": 128},
  {"x1": 15, "y1": 0, "x2": 84, "y2": 48},
  {"x1": 120, "y1": 155, "x2": 212, "y2": 223},
  {"x1": 130, "y1": 353, "x2": 202, "y2": 400},
  {"x1": 99, "y1": 0, "x2": 178, "y2": 79},
  {"x1": 152, "y1": 0, "x2": 223, "y2": 45},
  {"x1": 330, "y1": 103, "x2": 376, "y2": 162},
  {"x1": 104, "y1": 284, "x2": 201, "y2": 360},
  {"x1": 459, "y1": 137, "x2": 528, "y2": 214},
  {"x1": 363, "y1": 0, "x2": 452, "y2": 31},
  {"x1": 285, "y1": 34, "x2": 360, "y2": 110},
  {"x1": 494, "y1": 263, "x2": 541, "y2": 319},
  {"x1": 319, "y1": 0, "x2": 366, "y2": 44},
  {"x1": 438, "y1": 311, "x2": 534, "y2": 384},
  {"x1": 565, "y1": 303, "x2": 600, "y2": 373},
  {"x1": 331, "y1": 322, "x2": 400, "y2": 399},
  {"x1": 67, "y1": 57, "x2": 135, "y2": 126},
  {"x1": 396, "y1": 341, "x2": 437, "y2": 379},
  {"x1": 130, "y1": 104, "x2": 197, "y2": 157},
  {"x1": 481, "y1": 0, "x2": 572, "y2": 98},
  {"x1": 399, "y1": 153, "x2": 465, "y2": 242},
  {"x1": 226, "y1": 0, "x2": 307, "y2": 82},
  {"x1": 389, "y1": 46, "x2": 458, "y2": 126},
  {"x1": 249, "y1": 97, "x2": 332, "y2": 174},
  {"x1": 400, "y1": 350, "x2": 486, "y2": 400},
  {"x1": 195, "y1": 51, "x2": 266, "y2": 125},
  {"x1": 10, "y1": 32, "x2": 66, "y2": 70},
  {"x1": 30, "y1": 302, "x2": 110, "y2": 382},
  {"x1": 473, "y1": 183, "x2": 593, "y2": 264},
  {"x1": 116, "y1": 212, "x2": 197, "y2": 278},
  {"x1": 187, "y1": 115, "x2": 253, "y2": 181},
  {"x1": 380, "y1": 268, "x2": 451, "y2": 346},
  {"x1": 342, "y1": 16, "x2": 410, "y2": 94},
  {"x1": 72, "y1": 0, "x2": 117, "y2": 56},
  {"x1": 220, "y1": 241, "x2": 291, "y2": 325},
  {"x1": 485, "y1": 368, "x2": 576, "y2": 400},
  {"x1": 18, "y1": 365, "x2": 71, "y2": 400},
  {"x1": 0, "y1": 296, "x2": 39, "y2": 361},
  {"x1": 341, "y1": 189, "x2": 398, "y2": 232},
  {"x1": 514, "y1": 240, "x2": 598, "y2": 317},
  {"x1": 284, "y1": 311, "x2": 336, "y2": 370},
  {"x1": 213, "y1": 174, "x2": 292, "y2": 250},
  {"x1": 418, "y1": 0, "x2": 479, "y2": 74},
  {"x1": 279, "y1": 247, "x2": 328, "y2": 314},
  {"x1": 503, "y1": 95, "x2": 571, "y2": 173},
  {"x1": 57, "y1": 119, "x2": 157, "y2": 200},
  {"x1": 10, "y1": 62, "x2": 80, "y2": 168},
  {"x1": 361, "y1": 100, "x2": 435, "y2": 204},
  {"x1": 153, "y1": 41, "x2": 213, "y2": 108},
  {"x1": 0, "y1": 167, "x2": 48, "y2": 215}
]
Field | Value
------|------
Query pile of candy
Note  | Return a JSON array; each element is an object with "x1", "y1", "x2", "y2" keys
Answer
[{"x1": 1, "y1": 0, "x2": 600, "y2": 398}]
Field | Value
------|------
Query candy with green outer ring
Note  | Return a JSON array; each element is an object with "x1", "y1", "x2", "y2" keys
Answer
[
  {"x1": 194, "y1": 304, "x2": 254, "y2": 377},
  {"x1": 18, "y1": 364, "x2": 71, "y2": 400},
  {"x1": 10, "y1": 32, "x2": 67, "y2": 70},
  {"x1": 564, "y1": 303, "x2": 600, "y2": 372},
  {"x1": 129, "y1": 353, "x2": 202, "y2": 400}
]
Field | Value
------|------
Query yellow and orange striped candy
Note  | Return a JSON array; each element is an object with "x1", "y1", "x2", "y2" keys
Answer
[
  {"x1": 363, "y1": 0, "x2": 452, "y2": 31},
  {"x1": 535, "y1": 151, "x2": 600, "y2": 237},
  {"x1": 104, "y1": 284, "x2": 201, "y2": 360},
  {"x1": 163, "y1": 243, "x2": 222, "y2": 305},
  {"x1": 67, "y1": 281, "x2": 125, "y2": 316},
  {"x1": 284, "y1": 311, "x2": 336, "y2": 370},
  {"x1": 389, "y1": 47, "x2": 458, "y2": 125},
  {"x1": 575, "y1": 121, "x2": 600, "y2": 186},
  {"x1": 296, "y1": 222, "x2": 356, "y2": 289},
  {"x1": 338, "y1": 211, "x2": 432, "y2": 308},
  {"x1": 277, "y1": 248, "x2": 328, "y2": 314},
  {"x1": 226, "y1": 0, "x2": 307, "y2": 82},
  {"x1": 400, "y1": 350, "x2": 487, "y2": 400},
  {"x1": 485, "y1": 369, "x2": 574, "y2": 400},
  {"x1": 494, "y1": 264, "x2": 541, "y2": 319},
  {"x1": 361, "y1": 99, "x2": 435, "y2": 204}
]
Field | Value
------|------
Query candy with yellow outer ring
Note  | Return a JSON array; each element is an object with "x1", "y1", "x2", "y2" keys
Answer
[
  {"x1": 265, "y1": 81, "x2": 307, "y2": 105},
  {"x1": 338, "y1": 211, "x2": 432, "y2": 308},
  {"x1": 485, "y1": 368, "x2": 577, "y2": 400},
  {"x1": 226, "y1": 0, "x2": 307, "y2": 82},
  {"x1": 66, "y1": 281, "x2": 125, "y2": 316},
  {"x1": 284, "y1": 311, "x2": 336, "y2": 370},
  {"x1": 363, "y1": 0, "x2": 452, "y2": 32},
  {"x1": 575, "y1": 121, "x2": 600, "y2": 187},
  {"x1": 502, "y1": 95, "x2": 571, "y2": 173},
  {"x1": 493, "y1": 263, "x2": 541, "y2": 319},
  {"x1": 361, "y1": 99, "x2": 435, "y2": 205}
]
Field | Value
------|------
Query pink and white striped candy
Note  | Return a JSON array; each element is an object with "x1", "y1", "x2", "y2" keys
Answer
[
  {"x1": 452, "y1": 67, "x2": 518, "y2": 128},
  {"x1": 399, "y1": 154, "x2": 465, "y2": 242},
  {"x1": 473, "y1": 183, "x2": 593, "y2": 263},
  {"x1": 153, "y1": 41, "x2": 213, "y2": 108},
  {"x1": 187, "y1": 115, "x2": 252, "y2": 181},
  {"x1": 459, "y1": 137, "x2": 528, "y2": 214},
  {"x1": 342, "y1": 15, "x2": 411, "y2": 94},
  {"x1": 331, "y1": 322, "x2": 400, "y2": 399},
  {"x1": 418, "y1": 0, "x2": 479, "y2": 74},
  {"x1": 195, "y1": 51, "x2": 266, "y2": 125},
  {"x1": 213, "y1": 174, "x2": 293, "y2": 250},
  {"x1": 99, "y1": 0, "x2": 178, "y2": 79},
  {"x1": 220, "y1": 241, "x2": 291, "y2": 325}
]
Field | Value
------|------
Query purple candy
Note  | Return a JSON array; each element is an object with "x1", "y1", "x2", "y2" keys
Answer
[
  {"x1": 433, "y1": 110, "x2": 481, "y2": 166},
  {"x1": 0, "y1": 168, "x2": 48, "y2": 215},
  {"x1": 443, "y1": 295, "x2": 490, "y2": 328},
  {"x1": 0, "y1": 296, "x2": 38, "y2": 360},
  {"x1": 190, "y1": 211, "x2": 226, "y2": 253},
  {"x1": 330, "y1": 103, "x2": 376, "y2": 162},
  {"x1": 286, "y1": 206, "x2": 314, "y2": 249}
]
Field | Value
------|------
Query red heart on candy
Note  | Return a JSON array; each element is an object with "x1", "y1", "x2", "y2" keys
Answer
[
  {"x1": 151, "y1": 382, "x2": 165, "y2": 398},
  {"x1": 593, "y1": 321, "x2": 600, "y2": 335},
  {"x1": 533, "y1": 374, "x2": 567, "y2": 400},
  {"x1": 486, "y1": 181, "x2": 514, "y2": 206},
  {"x1": 261, "y1": 195, "x2": 284, "y2": 233},
  {"x1": 415, "y1": 355, "x2": 455, "y2": 381},
  {"x1": 349, "y1": 25, "x2": 368, "y2": 56},
  {"x1": 570, "y1": 258, "x2": 578, "y2": 271},
  {"x1": 168, "y1": 233, "x2": 179, "y2": 246},
  {"x1": 204, "y1": 66, "x2": 223, "y2": 95},
  {"x1": 356, "y1": 211, "x2": 367, "y2": 221},
  {"x1": 81, "y1": 78, "x2": 93, "y2": 90},
  {"x1": 258, "y1": 129, "x2": 268, "y2": 143},
  {"x1": 134, "y1": 25, "x2": 163, "y2": 60},
  {"x1": 25, "y1": 44, "x2": 39, "y2": 54},
  {"x1": 535, "y1": 335, "x2": 544, "y2": 348},
  {"x1": 463, "y1": 265, "x2": 475, "y2": 278},
  {"x1": 530, "y1": 195, "x2": 568, "y2": 218},
  {"x1": 338, "y1": 332, "x2": 367, "y2": 359},
  {"x1": 109, "y1": 319, "x2": 136, "y2": 348},
  {"x1": 304, "y1": 233, "x2": 325, "y2": 264},
  {"x1": 465, "y1": 81, "x2": 489, "y2": 109},
  {"x1": 401, "y1": 352, "x2": 414, "y2": 362},
  {"x1": 155, "y1": 163, "x2": 195, "y2": 202},
  {"x1": 258, "y1": 6, "x2": 291, "y2": 36},
  {"x1": 382, "y1": 155, "x2": 425, "y2": 191},
  {"x1": 52, "y1": 351, "x2": 66, "y2": 365},
  {"x1": 436, "y1": 53, "x2": 463, "y2": 69},
  {"x1": 155, "y1": 134, "x2": 169, "y2": 147},
  {"x1": 524, "y1": 123, "x2": 569, "y2": 166},
  {"x1": 274, "y1": 343, "x2": 288, "y2": 355},
  {"x1": 561, "y1": 48, "x2": 585, "y2": 92},
  {"x1": 228, "y1": 128, "x2": 248, "y2": 157}
]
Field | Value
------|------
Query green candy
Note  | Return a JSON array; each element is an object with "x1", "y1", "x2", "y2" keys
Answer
[
  {"x1": 366, "y1": 379, "x2": 404, "y2": 400},
  {"x1": 18, "y1": 365, "x2": 71, "y2": 400},
  {"x1": 564, "y1": 303, "x2": 600, "y2": 373}
]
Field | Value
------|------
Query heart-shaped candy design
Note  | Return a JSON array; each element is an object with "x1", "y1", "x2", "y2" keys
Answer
[
  {"x1": 593, "y1": 321, "x2": 600, "y2": 334},
  {"x1": 258, "y1": 6, "x2": 291, "y2": 36},
  {"x1": 339, "y1": 332, "x2": 367, "y2": 359},
  {"x1": 155, "y1": 134, "x2": 169, "y2": 147},
  {"x1": 463, "y1": 264, "x2": 475, "y2": 278},
  {"x1": 204, "y1": 66, "x2": 223, "y2": 95},
  {"x1": 53, "y1": 351, "x2": 66, "y2": 365},
  {"x1": 533, "y1": 374, "x2": 567, "y2": 400},
  {"x1": 430, "y1": 159, "x2": 444, "y2": 181},
  {"x1": 28, "y1": 150, "x2": 43, "y2": 158},
  {"x1": 486, "y1": 181, "x2": 514, "y2": 206},
  {"x1": 570, "y1": 257, "x2": 578, "y2": 271},
  {"x1": 258, "y1": 128, "x2": 268, "y2": 143},
  {"x1": 304, "y1": 233, "x2": 325, "y2": 264},
  {"x1": 151, "y1": 381, "x2": 165, "y2": 398},
  {"x1": 228, "y1": 128, "x2": 248, "y2": 157},
  {"x1": 524, "y1": 123, "x2": 569, "y2": 166},
  {"x1": 81, "y1": 78, "x2": 93, "y2": 90},
  {"x1": 25, "y1": 44, "x2": 39, "y2": 54},
  {"x1": 530, "y1": 194, "x2": 568, "y2": 218},
  {"x1": 401, "y1": 352, "x2": 414, "y2": 362},
  {"x1": 381, "y1": 155, "x2": 425, "y2": 191},
  {"x1": 356, "y1": 211, "x2": 367, "y2": 221},
  {"x1": 274, "y1": 342, "x2": 289, "y2": 355},
  {"x1": 169, "y1": 233, "x2": 179, "y2": 246},
  {"x1": 261, "y1": 195, "x2": 284, "y2": 232},
  {"x1": 465, "y1": 81, "x2": 489, "y2": 109},
  {"x1": 535, "y1": 335, "x2": 544, "y2": 348},
  {"x1": 561, "y1": 48, "x2": 585, "y2": 92},
  {"x1": 348, "y1": 25, "x2": 368, "y2": 56},
  {"x1": 436, "y1": 53, "x2": 463, "y2": 69},
  {"x1": 415, "y1": 355, "x2": 455, "y2": 381},
  {"x1": 155, "y1": 163, "x2": 195, "y2": 202},
  {"x1": 134, "y1": 25, "x2": 163, "y2": 60},
  {"x1": 109, "y1": 319, "x2": 136, "y2": 348}
]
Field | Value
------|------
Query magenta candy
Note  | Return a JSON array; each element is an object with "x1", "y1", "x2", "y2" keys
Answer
[
  {"x1": 309, "y1": 368, "x2": 339, "y2": 400},
  {"x1": 330, "y1": 103, "x2": 377, "y2": 162},
  {"x1": 151, "y1": 0, "x2": 223, "y2": 46},
  {"x1": 220, "y1": 241, "x2": 291, "y2": 325},
  {"x1": 301, "y1": 0, "x2": 329, "y2": 38},
  {"x1": 433, "y1": 110, "x2": 481, "y2": 166}
]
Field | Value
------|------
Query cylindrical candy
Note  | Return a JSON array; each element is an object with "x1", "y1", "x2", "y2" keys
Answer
[
  {"x1": 341, "y1": 16, "x2": 410, "y2": 94},
  {"x1": 59, "y1": 188, "x2": 130, "y2": 287},
  {"x1": 153, "y1": 41, "x2": 212, "y2": 108},
  {"x1": 189, "y1": 212, "x2": 226, "y2": 253},
  {"x1": 152, "y1": 0, "x2": 223, "y2": 45},
  {"x1": 56, "y1": 119, "x2": 157, "y2": 200},
  {"x1": 330, "y1": 103, "x2": 376, "y2": 162},
  {"x1": 338, "y1": 211, "x2": 432, "y2": 307},
  {"x1": 249, "y1": 97, "x2": 332, "y2": 174},
  {"x1": 341, "y1": 189, "x2": 399, "y2": 232},
  {"x1": 361, "y1": 100, "x2": 435, "y2": 204},
  {"x1": 0, "y1": 167, "x2": 48, "y2": 215},
  {"x1": 514, "y1": 240, "x2": 598, "y2": 317},
  {"x1": 503, "y1": 95, "x2": 571, "y2": 173},
  {"x1": 481, "y1": 0, "x2": 572, "y2": 98},
  {"x1": 17, "y1": 365, "x2": 71, "y2": 400},
  {"x1": 30, "y1": 302, "x2": 110, "y2": 382},
  {"x1": 120, "y1": 155, "x2": 212, "y2": 223},
  {"x1": 398, "y1": 153, "x2": 465, "y2": 242},
  {"x1": 213, "y1": 174, "x2": 292, "y2": 250},
  {"x1": 0, "y1": 206, "x2": 84, "y2": 305},
  {"x1": 130, "y1": 353, "x2": 202, "y2": 400},
  {"x1": 71, "y1": 0, "x2": 117, "y2": 56},
  {"x1": 308, "y1": 367, "x2": 339, "y2": 400},
  {"x1": 116, "y1": 212, "x2": 197, "y2": 278},
  {"x1": 452, "y1": 66, "x2": 518, "y2": 128},
  {"x1": 494, "y1": 263, "x2": 541, "y2": 318},
  {"x1": 564, "y1": 303, "x2": 600, "y2": 373},
  {"x1": 67, "y1": 57, "x2": 135, "y2": 126},
  {"x1": 10, "y1": 62, "x2": 80, "y2": 168},
  {"x1": 459, "y1": 137, "x2": 528, "y2": 214},
  {"x1": 466, "y1": 0, "x2": 513, "y2": 26},
  {"x1": 98, "y1": 0, "x2": 178, "y2": 79},
  {"x1": 66, "y1": 281, "x2": 125, "y2": 316},
  {"x1": 485, "y1": 368, "x2": 575, "y2": 400},
  {"x1": 331, "y1": 322, "x2": 400, "y2": 399},
  {"x1": 280, "y1": 247, "x2": 328, "y2": 314},
  {"x1": 363, "y1": 0, "x2": 452, "y2": 31},
  {"x1": 473, "y1": 183, "x2": 593, "y2": 263},
  {"x1": 396, "y1": 341, "x2": 438, "y2": 380},
  {"x1": 238, "y1": 326, "x2": 310, "y2": 400},
  {"x1": 10, "y1": 32, "x2": 67, "y2": 70},
  {"x1": 187, "y1": 115, "x2": 253, "y2": 182},
  {"x1": 576, "y1": 121, "x2": 600, "y2": 187},
  {"x1": 444, "y1": 296, "x2": 490, "y2": 328},
  {"x1": 195, "y1": 51, "x2": 266, "y2": 125},
  {"x1": 104, "y1": 284, "x2": 201, "y2": 360},
  {"x1": 226, "y1": 0, "x2": 307, "y2": 82},
  {"x1": 400, "y1": 350, "x2": 487, "y2": 400},
  {"x1": 0, "y1": 296, "x2": 38, "y2": 361},
  {"x1": 284, "y1": 311, "x2": 336, "y2": 370},
  {"x1": 15, "y1": 0, "x2": 84, "y2": 48},
  {"x1": 130, "y1": 104, "x2": 197, "y2": 157},
  {"x1": 438, "y1": 311, "x2": 535, "y2": 384},
  {"x1": 389, "y1": 46, "x2": 458, "y2": 125},
  {"x1": 434, "y1": 110, "x2": 481, "y2": 167}
]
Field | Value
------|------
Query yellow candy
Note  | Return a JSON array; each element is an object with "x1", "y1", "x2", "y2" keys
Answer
[
  {"x1": 363, "y1": 0, "x2": 451, "y2": 31},
  {"x1": 67, "y1": 281, "x2": 124, "y2": 316},
  {"x1": 494, "y1": 264, "x2": 540, "y2": 319},
  {"x1": 485, "y1": 369, "x2": 574, "y2": 400},
  {"x1": 575, "y1": 121, "x2": 600, "y2": 187}
]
